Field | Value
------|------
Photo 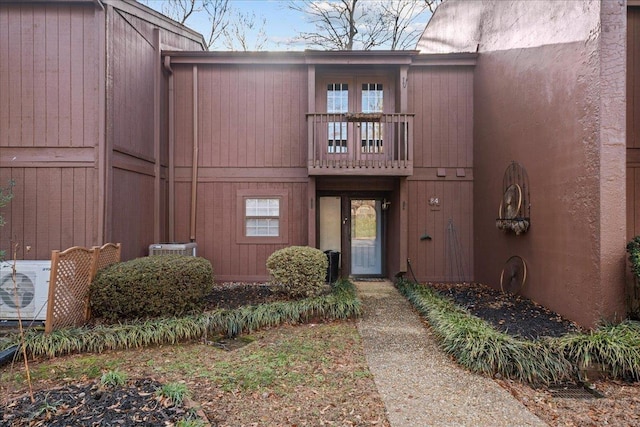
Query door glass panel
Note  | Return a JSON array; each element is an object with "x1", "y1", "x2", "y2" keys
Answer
[{"x1": 351, "y1": 199, "x2": 382, "y2": 275}]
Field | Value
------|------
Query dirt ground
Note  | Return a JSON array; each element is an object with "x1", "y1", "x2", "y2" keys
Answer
[{"x1": 2, "y1": 282, "x2": 640, "y2": 426}]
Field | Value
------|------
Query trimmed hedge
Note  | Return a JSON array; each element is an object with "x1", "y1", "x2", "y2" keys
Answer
[
  {"x1": 90, "y1": 255, "x2": 214, "y2": 321},
  {"x1": 266, "y1": 246, "x2": 328, "y2": 298}
]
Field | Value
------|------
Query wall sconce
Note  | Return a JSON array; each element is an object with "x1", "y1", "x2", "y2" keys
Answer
[
  {"x1": 402, "y1": 77, "x2": 408, "y2": 88},
  {"x1": 382, "y1": 199, "x2": 391, "y2": 210}
]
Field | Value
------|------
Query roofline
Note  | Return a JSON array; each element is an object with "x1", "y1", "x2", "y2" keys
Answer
[
  {"x1": 163, "y1": 50, "x2": 477, "y2": 67},
  {"x1": 104, "y1": 0, "x2": 206, "y2": 50}
]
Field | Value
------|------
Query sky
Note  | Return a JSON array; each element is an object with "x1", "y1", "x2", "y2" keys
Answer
[{"x1": 140, "y1": 0, "x2": 434, "y2": 51}]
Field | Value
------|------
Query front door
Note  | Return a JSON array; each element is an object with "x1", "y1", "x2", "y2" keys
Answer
[
  {"x1": 318, "y1": 195, "x2": 385, "y2": 277},
  {"x1": 350, "y1": 199, "x2": 382, "y2": 276}
]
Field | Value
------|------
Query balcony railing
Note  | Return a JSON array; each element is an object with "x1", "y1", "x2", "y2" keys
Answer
[{"x1": 307, "y1": 113, "x2": 414, "y2": 176}]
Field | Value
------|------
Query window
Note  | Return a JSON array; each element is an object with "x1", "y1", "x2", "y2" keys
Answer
[
  {"x1": 327, "y1": 83, "x2": 348, "y2": 153},
  {"x1": 361, "y1": 83, "x2": 384, "y2": 153},
  {"x1": 237, "y1": 189, "x2": 289, "y2": 244},
  {"x1": 245, "y1": 198, "x2": 279, "y2": 237}
]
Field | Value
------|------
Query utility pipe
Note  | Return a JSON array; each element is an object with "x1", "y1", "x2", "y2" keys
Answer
[
  {"x1": 190, "y1": 65, "x2": 199, "y2": 242},
  {"x1": 163, "y1": 55, "x2": 175, "y2": 242}
]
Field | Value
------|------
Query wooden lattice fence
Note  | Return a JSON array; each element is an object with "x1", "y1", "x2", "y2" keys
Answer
[{"x1": 45, "y1": 243, "x2": 121, "y2": 333}]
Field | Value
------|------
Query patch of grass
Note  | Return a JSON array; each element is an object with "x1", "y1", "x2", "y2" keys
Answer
[
  {"x1": 100, "y1": 369, "x2": 127, "y2": 387},
  {"x1": 176, "y1": 418, "x2": 207, "y2": 427},
  {"x1": 157, "y1": 382, "x2": 190, "y2": 406},
  {"x1": 30, "y1": 395, "x2": 60, "y2": 420}
]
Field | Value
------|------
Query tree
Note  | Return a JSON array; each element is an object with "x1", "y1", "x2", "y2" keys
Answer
[
  {"x1": 222, "y1": 10, "x2": 268, "y2": 51},
  {"x1": 145, "y1": 0, "x2": 230, "y2": 50},
  {"x1": 288, "y1": 0, "x2": 440, "y2": 50}
]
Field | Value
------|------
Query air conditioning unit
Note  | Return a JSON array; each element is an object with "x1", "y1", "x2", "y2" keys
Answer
[
  {"x1": 148, "y1": 243, "x2": 197, "y2": 256},
  {"x1": 0, "y1": 260, "x2": 51, "y2": 321}
]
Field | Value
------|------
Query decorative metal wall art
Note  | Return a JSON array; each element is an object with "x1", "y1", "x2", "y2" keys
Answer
[{"x1": 496, "y1": 161, "x2": 530, "y2": 235}]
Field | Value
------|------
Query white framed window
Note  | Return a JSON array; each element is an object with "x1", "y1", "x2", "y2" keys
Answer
[
  {"x1": 237, "y1": 189, "x2": 289, "y2": 244},
  {"x1": 245, "y1": 198, "x2": 280, "y2": 237}
]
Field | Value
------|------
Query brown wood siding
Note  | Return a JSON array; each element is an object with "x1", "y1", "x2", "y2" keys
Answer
[
  {"x1": 173, "y1": 64, "x2": 308, "y2": 169},
  {"x1": 405, "y1": 65, "x2": 474, "y2": 281},
  {"x1": 0, "y1": 3, "x2": 101, "y2": 259},
  {"x1": 111, "y1": 168, "x2": 155, "y2": 260},
  {"x1": 170, "y1": 64, "x2": 309, "y2": 280},
  {"x1": 406, "y1": 180, "x2": 473, "y2": 282},
  {"x1": 110, "y1": 9, "x2": 156, "y2": 160},
  {"x1": 628, "y1": 8, "x2": 640, "y2": 239},
  {"x1": 173, "y1": 181, "x2": 309, "y2": 281},
  {"x1": 409, "y1": 67, "x2": 473, "y2": 169},
  {"x1": 0, "y1": 167, "x2": 97, "y2": 259},
  {"x1": 106, "y1": 6, "x2": 203, "y2": 257}
]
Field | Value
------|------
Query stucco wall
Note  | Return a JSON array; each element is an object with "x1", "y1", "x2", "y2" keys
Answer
[{"x1": 419, "y1": 0, "x2": 627, "y2": 327}]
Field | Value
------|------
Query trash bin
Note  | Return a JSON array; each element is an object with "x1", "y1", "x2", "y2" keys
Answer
[{"x1": 324, "y1": 250, "x2": 340, "y2": 283}]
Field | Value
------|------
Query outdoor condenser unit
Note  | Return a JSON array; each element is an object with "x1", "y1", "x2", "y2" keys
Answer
[{"x1": 148, "y1": 243, "x2": 197, "y2": 256}]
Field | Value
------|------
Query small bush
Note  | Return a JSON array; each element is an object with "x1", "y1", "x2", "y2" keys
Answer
[
  {"x1": 266, "y1": 246, "x2": 328, "y2": 299},
  {"x1": 90, "y1": 255, "x2": 214, "y2": 321}
]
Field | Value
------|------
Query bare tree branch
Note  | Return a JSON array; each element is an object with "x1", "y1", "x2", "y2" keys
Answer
[
  {"x1": 222, "y1": 10, "x2": 268, "y2": 51},
  {"x1": 425, "y1": 0, "x2": 444, "y2": 13},
  {"x1": 160, "y1": 0, "x2": 200, "y2": 25},
  {"x1": 149, "y1": 0, "x2": 230, "y2": 50},
  {"x1": 202, "y1": 0, "x2": 230, "y2": 49},
  {"x1": 288, "y1": 0, "x2": 434, "y2": 51},
  {"x1": 288, "y1": 0, "x2": 359, "y2": 50},
  {"x1": 380, "y1": 0, "x2": 429, "y2": 50}
]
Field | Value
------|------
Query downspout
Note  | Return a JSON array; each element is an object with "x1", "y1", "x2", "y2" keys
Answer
[
  {"x1": 190, "y1": 65, "x2": 199, "y2": 242},
  {"x1": 163, "y1": 55, "x2": 175, "y2": 242},
  {"x1": 153, "y1": 29, "x2": 161, "y2": 244}
]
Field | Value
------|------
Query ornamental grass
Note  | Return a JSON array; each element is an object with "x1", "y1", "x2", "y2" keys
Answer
[
  {"x1": 397, "y1": 279, "x2": 640, "y2": 384},
  {"x1": 7, "y1": 279, "x2": 361, "y2": 359}
]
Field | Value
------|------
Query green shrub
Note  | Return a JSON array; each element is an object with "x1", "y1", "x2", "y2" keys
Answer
[
  {"x1": 90, "y1": 255, "x2": 214, "y2": 321},
  {"x1": 266, "y1": 246, "x2": 328, "y2": 299}
]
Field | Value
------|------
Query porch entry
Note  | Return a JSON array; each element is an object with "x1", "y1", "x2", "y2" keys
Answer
[{"x1": 318, "y1": 196, "x2": 384, "y2": 277}]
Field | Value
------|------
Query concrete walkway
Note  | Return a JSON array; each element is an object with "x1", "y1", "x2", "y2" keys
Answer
[{"x1": 355, "y1": 280, "x2": 547, "y2": 427}]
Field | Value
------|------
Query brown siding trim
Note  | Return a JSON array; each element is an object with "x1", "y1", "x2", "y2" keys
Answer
[
  {"x1": 112, "y1": 151, "x2": 155, "y2": 176},
  {"x1": 174, "y1": 167, "x2": 308, "y2": 180},
  {"x1": 408, "y1": 168, "x2": 474, "y2": 181},
  {"x1": 0, "y1": 147, "x2": 96, "y2": 166}
]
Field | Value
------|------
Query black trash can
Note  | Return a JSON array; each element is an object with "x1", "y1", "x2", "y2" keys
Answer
[{"x1": 324, "y1": 250, "x2": 340, "y2": 283}]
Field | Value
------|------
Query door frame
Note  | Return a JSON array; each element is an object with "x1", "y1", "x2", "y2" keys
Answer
[{"x1": 317, "y1": 191, "x2": 388, "y2": 278}]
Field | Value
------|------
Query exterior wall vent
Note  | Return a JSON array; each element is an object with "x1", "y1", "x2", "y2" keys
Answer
[{"x1": 148, "y1": 243, "x2": 197, "y2": 256}]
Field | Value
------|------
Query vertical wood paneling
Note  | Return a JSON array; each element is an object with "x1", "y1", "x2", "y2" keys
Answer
[
  {"x1": 58, "y1": 6, "x2": 72, "y2": 148},
  {"x1": 406, "y1": 180, "x2": 473, "y2": 282},
  {"x1": 409, "y1": 67, "x2": 474, "y2": 168},
  {"x1": 20, "y1": 6, "x2": 34, "y2": 147},
  {"x1": 175, "y1": 64, "x2": 308, "y2": 170},
  {"x1": 0, "y1": 7, "x2": 8, "y2": 144}
]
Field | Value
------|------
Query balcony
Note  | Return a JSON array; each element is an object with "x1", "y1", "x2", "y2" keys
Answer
[{"x1": 307, "y1": 113, "x2": 414, "y2": 176}]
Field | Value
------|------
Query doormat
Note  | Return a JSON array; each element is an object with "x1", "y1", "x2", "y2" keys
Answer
[{"x1": 547, "y1": 382, "x2": 604, "y2": 399}]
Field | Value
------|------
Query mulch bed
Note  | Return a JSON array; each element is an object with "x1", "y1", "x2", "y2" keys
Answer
[
  {"x1": 2, "y1": 281, "x2": 582, "y2": 426},
  {"x1": 1, "y1": 379, "x2": 201, "y2": 427},
  {"x1": 429, "y1": 282, "x2": 582, "y2": 339}
]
